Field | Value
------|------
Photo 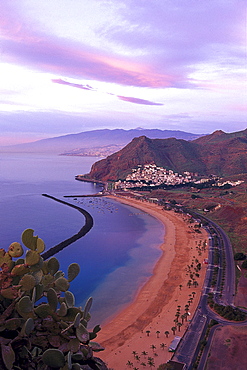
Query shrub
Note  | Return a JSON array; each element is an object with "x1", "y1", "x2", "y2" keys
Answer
[
  {"x1": 242, "y1": 259, "x2": 247, "y2": 269},
  {"x1": 234, "y1": 252, "x2": 246, "y2": 261}
]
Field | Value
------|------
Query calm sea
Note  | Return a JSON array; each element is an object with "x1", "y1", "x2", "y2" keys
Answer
[{"x1": 0, "y1": 153, "x2": 164, "y2": 326}]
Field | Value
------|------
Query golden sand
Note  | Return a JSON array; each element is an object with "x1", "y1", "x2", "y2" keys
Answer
[{"x1": 97, "y1": 196, "x2": 208, "y2": 369}]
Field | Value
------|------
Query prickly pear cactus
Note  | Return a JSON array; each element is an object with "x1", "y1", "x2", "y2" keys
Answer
[{"x1": 0, "y1": 229, "x2": 107, "y2": 370}]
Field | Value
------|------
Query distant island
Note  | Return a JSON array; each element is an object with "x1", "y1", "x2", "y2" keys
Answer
[{"x1": 0, "y1": 128, "x2": 203, "y2": 154}]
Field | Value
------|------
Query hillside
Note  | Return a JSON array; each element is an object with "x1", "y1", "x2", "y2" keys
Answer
[
  {"x1": 0, "y1": 128, "x2": 202, "y2": 154},
  {"x1": 85, "y1": 128, "x2": 247, "y2": 181}
]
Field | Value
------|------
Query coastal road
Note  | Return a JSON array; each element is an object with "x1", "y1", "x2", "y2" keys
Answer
[{"x1": 173, "y1": 210, "x2": 237, "y2": 369}]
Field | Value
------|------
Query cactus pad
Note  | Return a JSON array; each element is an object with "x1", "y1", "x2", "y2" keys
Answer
[
  {"x1": 65, "y1": 291, "x2": 75, "y2": 308},
  {"x1": 67, "y1": 263, "x2": 80, "y2": 282},
  {"x1": 22, "y1": 317, "x2": 34, "y2": 336},
  {"x1": 25, "y1": 250, "x2": 40, "y2": 266},
  {"x1": 76, "y1": 323, "x2": 90, "y2": 343},
  {"x1": 22, "y1": 229, "x2": 38, "y2": 250},
  {"x1": 47, "y1": 287, "x2": 58, "y2": 312},
  {"x1": 18, "y1": 296, "x2": 33, "y2": 313},
  {"x1": 55, "y1": 276, "x2": 70, "y2": 292},
  {"x1": 8, "y1": 242, "x2": 24, "y2": 258},
  {"x1": 42, "y1": 348, "x2": 65, "y2": 368},
  {"x1": 11, "y1": 264, "x2": 30, "y2": 276},
  {"x1": 34, "y1": 303, "x2": 52, "y2": 318},
  {"x1": 56, "y1": 301, "x2": 68, "y2": 316},
  {"x1": 1, "y1": 344, "x2": 15, "y2": 370},
  {"x1": 47, "y1": 257, "x2": 59, "y2": 275},
  {"x1": 19, "y1": 274, "x2": 36, "y2": 291},
  {"x1": 36, "y1": 238, "x2": 45, "y2": 253},
  {"x1": 83, "y1": 297, "x2": 93, "y2": 319}
]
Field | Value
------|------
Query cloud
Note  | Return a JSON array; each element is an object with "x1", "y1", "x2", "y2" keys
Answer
[
  {"x1": 0, "y1": 2, "x2": 198, "y2": 89},
  {"x1": 0, "y1": 3, "x2": 176, "y2": 88},
  {"x1": 51, "y1": 78, "x2": 163, "y2": 106},
  {"x1": 52, "y1": 79, "x2": 95, "y2": 91},
  {"x1": 102, "y1": 0, "x2": 246, "y2": 75},
  {"x1": 117, "y1": 96, "x2": 163, "y2": 106}
]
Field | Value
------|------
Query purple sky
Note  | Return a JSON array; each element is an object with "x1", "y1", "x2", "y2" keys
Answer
[{"x1": 0, "y1": 0, "x2": 246, "y2": 145}]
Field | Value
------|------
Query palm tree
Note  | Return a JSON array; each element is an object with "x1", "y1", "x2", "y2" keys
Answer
[
  {"x1": 193, "y1": 280, "x2": 199, "y2": 287},
  {"x1": 150, "y1": 344, "x2": 156, "y2": 351},
  {"x1": 141, "y1": 351, "x2": 148, "y2": 357},
  {"x1": 141, "y1": 363, "x2": 146, "y2": 368},
  {"x1": 187, "y1": 279, "x2": 192, "y2": 288},
  {"x1": 156, "y1": 330, "x2": 160, "y2": 338},
  {"x1": 171, "y1": 326, "x2": 177, "y2": 335},
  {"x1": 165, "y1": 330, "x2": 169, "y2": 338},
  {"x1": 179, "y1": 284, "x2": 183, "y2": 290},
  {"x1": 126, "y1": 360, "x2": 133, "y2": 367},
  {"x1": 135, "y1": 355, "x2": 141, "y2": 362},
  {"x1": 147, "y1": 357, "x2": 155, "y2": 368},
  {"x1": 184, "y1": 312, "x2": 189, "y2": 322},
  {"x1": 181, "y1": 314, "x2": 186, "y2": 324},
  {"x1": 160, "y1": 343, "x2": 166, "y2": 350},
  {"x1": 177, "y1": 322, "x2": 182, "y2": 332},
  {"x1": 146, "y1": 330, "x2": 150, "y2": 337},
  {"x1": 132, "y1": 351, "x2": 137, "y2": 357},
  {"x1": 185, "y1": 304, "x2": 189, "y2": 312}
]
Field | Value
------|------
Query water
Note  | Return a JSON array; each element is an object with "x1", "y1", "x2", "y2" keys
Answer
[{"x1": 0, "y1": 153, "x2": 164, "y2": 326}]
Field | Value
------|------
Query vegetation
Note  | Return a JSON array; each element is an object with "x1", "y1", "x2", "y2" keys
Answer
[
  {"x1": 0, "y1": 229, "x2": 106, "y2": 370},
  {"x1": 234, "y1": 252, "x2": 246, "y2": 261},
  {"x1": 208, "y1": 293, "x2": 246, "y2": 321}
]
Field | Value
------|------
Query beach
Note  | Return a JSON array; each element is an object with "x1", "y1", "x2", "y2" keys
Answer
[{"x1": 97, "y1": 196, "x2": 208, "y2": 369}]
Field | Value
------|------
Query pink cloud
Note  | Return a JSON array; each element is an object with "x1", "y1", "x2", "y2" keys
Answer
[{"x1": 0, "y1": 3, "x2": 183, "y2": 88}]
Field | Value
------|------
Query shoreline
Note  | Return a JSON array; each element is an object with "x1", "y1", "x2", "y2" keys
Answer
[{"x1": 97, "y1": 195, "x2": 208, "y2": 369}]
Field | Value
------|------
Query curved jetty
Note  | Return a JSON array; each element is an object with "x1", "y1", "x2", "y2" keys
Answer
[{"x1": 41, "y1": 194, "x2": 93, "y2": 260}]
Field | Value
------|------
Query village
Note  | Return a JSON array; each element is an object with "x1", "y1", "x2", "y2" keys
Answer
[{"x1": 114, "y1": 163, "x2": 243, "y2": 190}]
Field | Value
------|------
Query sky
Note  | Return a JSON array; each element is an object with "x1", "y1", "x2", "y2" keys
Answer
[{"x1": 0, "y1": 0, "x2": 246, "y2": 145}]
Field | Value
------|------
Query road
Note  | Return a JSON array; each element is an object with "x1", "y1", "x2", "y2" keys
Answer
[{"x1": 172, "y1": 210, "x2": 238, "y2": 369}]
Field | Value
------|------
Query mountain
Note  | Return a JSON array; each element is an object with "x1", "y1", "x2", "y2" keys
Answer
[
  {"x1": 85, "y1": 129, "x2": 247, "y2": 180},
  {"x1": 0, "y1": 128, "x2": 203, "y2": 153}
]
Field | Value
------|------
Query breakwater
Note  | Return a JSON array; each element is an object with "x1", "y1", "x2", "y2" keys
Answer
[{"x1": 41, "y1": 194, "x2": 94, "y2": 260}]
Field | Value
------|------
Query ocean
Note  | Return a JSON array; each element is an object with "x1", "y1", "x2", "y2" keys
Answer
[{"x1": 0, "y1": 153, "x2": 164, "y2": 326}]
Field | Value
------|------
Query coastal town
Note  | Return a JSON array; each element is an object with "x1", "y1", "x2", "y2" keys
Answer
[{"x1": 113, "y1": 163, "x2": 243, "y2": 191}]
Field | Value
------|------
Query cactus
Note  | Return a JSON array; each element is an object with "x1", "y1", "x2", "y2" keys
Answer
[
  {"x1": 19, "y1": 274, "x2": 36, "y2": 291},
  {"x1": 22, "y1": 317, "x2": 34, "y2": 336},
  {"x1": 25, "y1": 249, "x2": 40, "y2": 266},
  {"x1": 68, "y1": 263, "x2": 80, "y2": 282},
  {"x1": 47, "y1": 287, "x2": 58, "y2": 312},
  {"x1": 55, "y1": 276, "x2": 70, "y2": 292},
  {"x1": 47, "y1": 256, "x2": 60, "y2": 275},
  {"x1": 65, "y1": 290, "x2": 75, "y2": 308},
  {"x1": 0, "y1": 229, "x2": 106, "y2": 370},
  {"x1": 8, "y1": 242, "x2": 23, "y2": 258},
  {"x1": 42, "y1": 348, "x2": 66, "y2": 368},
  {"x1": 57, "y1": 301, "x2": 68, "y2": 316},
  {"x1": 1, "y1": 344, "x2": 15, "y2": 370}
]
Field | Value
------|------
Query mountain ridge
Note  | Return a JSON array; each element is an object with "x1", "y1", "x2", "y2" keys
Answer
[
  {"x1": 0, "y1": 128, "x2": 203, "y2": 153},
  {"x1": 86, "y1": 128, "x2": 247, "y2": 180}
]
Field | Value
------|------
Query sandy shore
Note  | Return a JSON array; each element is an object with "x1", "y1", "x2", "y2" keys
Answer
[{"x1": 97, "y1": 196, "x2": 208, "y2": 369}]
